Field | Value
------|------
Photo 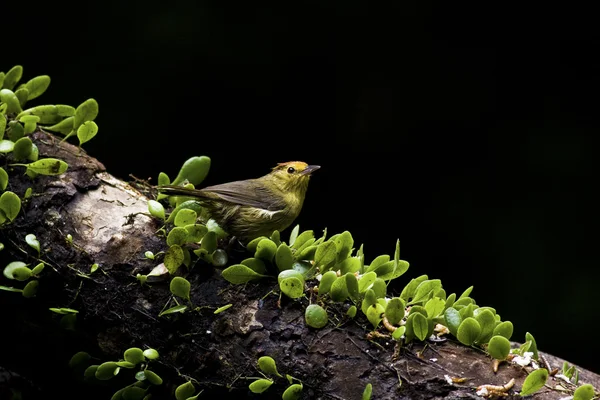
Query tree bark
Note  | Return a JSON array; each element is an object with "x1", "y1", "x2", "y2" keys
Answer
[{"x1": 1, "y1": 130, "x2": 598, "y2": 400}]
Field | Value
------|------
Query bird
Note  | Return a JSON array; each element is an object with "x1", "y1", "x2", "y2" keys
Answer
[{"x1": 158, "y1": 161, "x2": 320, "y2": 242}]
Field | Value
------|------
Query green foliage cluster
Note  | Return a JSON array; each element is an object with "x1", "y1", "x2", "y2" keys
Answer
[
  {"x1": 69, "y1": 347, "x2": 162, "y2": 400},
  {"x1": 0, "y1": 236, "x2": 45, "y2": 297}
]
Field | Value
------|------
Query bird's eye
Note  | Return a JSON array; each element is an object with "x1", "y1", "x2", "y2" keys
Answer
[{"x1": 287, "y1": 167, "x2": 295, "y2": 174}]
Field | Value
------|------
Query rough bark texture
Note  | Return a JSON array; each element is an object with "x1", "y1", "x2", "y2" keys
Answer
[{"x1": 1, "y1": 131, "x2": 598, "y2": 400}]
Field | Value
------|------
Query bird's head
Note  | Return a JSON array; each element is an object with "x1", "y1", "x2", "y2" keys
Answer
[{"x1": 265, "y1": 161, "x2": 320, "y2": 193}]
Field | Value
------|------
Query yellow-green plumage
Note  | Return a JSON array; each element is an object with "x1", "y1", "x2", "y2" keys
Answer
[{"x1": 159, "y1": 161, "x2": 319, "y2": 241}]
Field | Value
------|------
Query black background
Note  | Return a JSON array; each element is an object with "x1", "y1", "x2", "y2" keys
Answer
[{"x1": 3, "y1": 1, "x2": 599, "y2": 373}]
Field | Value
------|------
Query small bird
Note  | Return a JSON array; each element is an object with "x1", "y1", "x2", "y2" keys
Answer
[{"x1": 159, "y1": 161, "x2": 320, "y2": 242}]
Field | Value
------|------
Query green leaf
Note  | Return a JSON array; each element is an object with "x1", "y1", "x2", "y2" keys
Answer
[
  {"x1": 258, "y1": 356, "x2": 282, "y2": 377},
  {"x1": 385, "y1": 297, "x2": 405, "y2": 325},
  {"x1": 459, "y1": 285, "x2": 473, "y2": 299},
  {"x1": 159, "y1": 304, "x2": 188, "y2": 316},
  {"x1": 44, "y1": 116, "x2": 74, "y2": 134},
  {"x1": 16, "y1": 105, "x2": 60, "y2": 124},
  {"x1": 0, "y1": 285, "x2": 23, "y2": 293},
  {"x1": 410, "y1": 279, "x2": 442, "y2": 305},
  {"x1": 12, "y1": 137, "x2": 32, "y2": 161},
  {"x1": 334, "y1": 231, "x2": 354, "y2": 262},
  {"x1": 170, "y1": 277, "x2": 191, "y2": 301},
  {"x1": 329, "y1": 275, "x2": 349, "y2": 302},
  {"x1": 121, "y1": 387, "x2": 145, "y2": 400},
  {"x1": 171, "y1": 156, "x2": 211, "y2": 186},
  {"x1": 20, "y1": 114, "x2": 39, "y2": 134},
  {"x1": 573, "y1": 384, "x2": 595, "y2": 400},
  {"x1": 318, "y1": 270, "x2": 337, "y2": 294},
  {"x1": 255, "y1": 238, "x2": 277, "y2": 262},
  {"x1": 366, "y1": 303, "x2": 385, "y2": 329},
  {"x1": 378, "y1": 260, "x2": 410, "y2": 281},
  {"x1": 282, "y1": 384, "x2": 303, "y2": 400},
  {"x1": 370, "y1": 278, "x2": 387, "y2": 299},
  {"x1": 305, "y1": 304, "x2": 328, "y2": 328},
  {"x1": 456, "y1": 317, "x2": 481, "y2": 346},
  {"x1": 362, "y1": 383, "x2": 372, "y2": 400},
  {"x1": 424, "y1": 297, "x2": 445, "y2": 319},
  {"x1": 24, "y1": 75, "x2": 51, "y2": 100},
  {"x1": 142, "y1": 370, "x2": 163, "y2": 385},
  {"x1": 400, "y1": 274, "x2": 428, "y2": 302},
  {"x1": 15, "y1": 88, "x2": 29, "y2": 110},
  {"x1": 24, "y1": 233, "x2": 40, "y2": 255},
  {"x1": 0, "y1": 191, "x2": 21, "y2": 222},
  {"x1": 2, "y1": 65, "x2": 23, "y2": 90},
  {"x1": 280, "y1": 277, "x2": 304, "y2": 299},
  {"x1": 174, "y1": 209, "x2": 197, "y2": 227},
  {"x1": 344, "y1": 272, "x2": 360, "y2": 302},
  {"x1": 143, "y1": 348, "x2": 159, "y2": 360},
  {"x1": 167, "y1": 227, "x2": 188, "y2": 246},
  {"x1": 347, "y1": 305, "x2": 357, "y2": 318},
  {"x1": 475, "y1": 309, "x2": 496, "y2": 344},
  {"x1": 7, "y1": 121, "x2": 24, "y2": 141},
  {"x1": 361, "y1": 288, "x2": 377, "y2": 315},
  {"x1": 24, "y1": 158, "x2": 68, "y2": 175},
  {"x1": 487, "y1": 335, "x2": 511, "y2": 360},
  {"x1": 185, "y1": 224, "x2": 207, "y2": 242},
  {"x1": 493, "y1": 321, "x2": 514, "y2": 340},
  {"x1": 289, "y1": 224, "x2": 300, "y2": 246},
  {"x1": 278, "y1": 269, "x2": 304, "y2": 284},
  {"x1": 337, "y1": 257, "x2": 361, "y2": 274},
  {"x1": 242, "y1": 258, "x2": 267, "y2": 274},
  {"x1": 31, "y1": 262, "x2": 45, "y2": 275},
  {"x1": 291, "y1": 230, "x2": 314, "y2": 250},
  {"x1": 525, "y1": 332, "x2": 539, "y2": 360},
  {"x1": 158, "y1": 172, "x2": 170, "y2": 186},
  {"x1": 221, "y1": 264, "x2": 267, "y2": 284},
  {"x1": 22, "y1": 280, "x2": 39, "y2": 298},
  {"x1": 412, "y1": 313, "x2": 429, "y2": 341},
  {"x1": 166, "y1": 200, "x2": 203, "y2": 223},
  {"x1": 95, "y1": 362, "x2": 120, "y2": 380},
  {"x1": 0, "y1": 168, "x2": 8, "y2": 191},
  {"x1": 0, "y1": 140, "x2": 15, "y2": 153},
  {"x1": 276, "y1": 243, "x2": 294, "y2": 271},
  {"x1": 214, "y1": 304, "x2": 232, "y2": 314},
  {"x1": 249, "y1": 379, "x2": 273, "y2": 394},
  {"x1": 0, "y1": 113, "x2": 6, "y2": 140},
  {"x1": 392, "y1": 326, "x2": 406, "y2": 340},
  {"x1": 49, "y1": 307, "x2": 79, "y2": 314},
  {"x1": 0, "y1": 89, "x2": 21, "y2": 114},
  {"x1": 314, "y1": 240, "x2": 337, "y2": 272},
  {"x1": 520, "y1": 368, "x2": 548, "y2": 396},
  {"x1": 270, "y1": 230, "x2": 281, "y2": 246},
  {"x1": 77, "y1": 120, "x2": 99, "y2": 145},
  {"x1": 175, "y1": 381, "x2": 196, "y2": 400},
  {"x1": 164, "y1": 244, "x2": 184, "y2": 274},
  {"x1": 358, "y1": 271, "x2": 377, "y2": 293},
  {"x1": 69, "y1": 351, "x2": 91, "y2": 368},
  {"x1": 444, "y1": 293, "x2": 456, "y2": 309},
  {"x1": 73, "y1": 98, "x2": 99, "y2": 130},
  {"x1": 124, "y1": 348, "x2": 145, "y2": 365},
  {"x1": 147, "y1": 200, "x2": 165, "y2": 220}
]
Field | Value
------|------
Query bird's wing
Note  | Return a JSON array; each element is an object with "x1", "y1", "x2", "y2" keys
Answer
[{"x1": 200, "y1": 180, "x2": 286, "y2": 211}]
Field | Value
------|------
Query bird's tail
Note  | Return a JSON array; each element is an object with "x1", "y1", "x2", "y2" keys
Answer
[{"x1": 157, "y1": 185, "x2": 208, "y2": 199}]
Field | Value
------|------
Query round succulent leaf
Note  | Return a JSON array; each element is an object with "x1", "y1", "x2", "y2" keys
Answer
[
  {"x1": 174, "y1": 209, "x2": 197, "y2": 227},
  {"x1": 305, "y1": 304, "x2": 328, "y2": 328},
  {"x1": 147, "y1": 200, "x2": 165, "y2": 220},
  {"x1": 329, "y1": 275, "x2": 349, "y2": 302},
  {"x1": 475, "y1": 309, "x2": 496, "y2": 344},
  {"x1": 73, "y1": 98, "x2": 99, "y2": 130},
  {"x1": 22, "y1": 280, "x2": 39, "y2": 298},
  {"x1": 385, "y1": 297, "x2": 405, "y2": 325},
  {"x1": 520, "y1": 368, "x2": 548, "y2": 396},
  {"x1": 142, "y1": 370, "x2": 162, "y2": 385},
  {"x1": 280, "y1": 277, "x2": 304, "y2": 299},
  {"x1": 12, "y1": 137, "x2": 33, "y2": 161},
  {"x1": 443, "y1": 307, "x2": 462, "y2": 337},
  {"x1": 166, "y1": 200, "x2": 203, "y2": 224},
  {"x1": 124, "y1": 347, "x2": 145, "y2": 365},
  {"x1": 121, "y1": 386, "x2": 146, "y2": 400},
  {"x1": 337, "y1": 257, "x2": 361, "y2": 274},
  {"x1": 11, "y1": 266, "x2": 32, "y2": 281},
  {"x1": 164, "y1": 245, "x2": 184, "y2": 274},
  {"x1": 241, "y1": 258, "x2": 267, "y2": 274},
  {"x1": 459, "y1": 285, "x2": 474, "y2": 299},
  {"x1": 84, "y1": 365, "x2": 99, "y2": 379},
  {"x1": 0, "y1": 167, "x2": 8, "y2": 191},
  {"x1": 366, "y1": 303, "x2": 385, "y2": 329},
  {"x1": 334, "y1": 230, "x2": 354, "y2": 262},
  {"x1": 344, "y1": 272, "x2": 359, "y2": 302},
  {"x1": 44, "y1": 116, "x2": 74, "y2": 134},
  {"x1": 0, "y1": 191, "x2": 21, "y2": 221},
  {"x1": 167, "y1": 227, "x2": 188, "y2": 246},
  {"x1": 370, "y1": 278, "x2": 387, "y2": 299},
  {"x1": 295, "y1": 244, "x2": 317, "y2": 261},
  {"x1": 365, "y1": 254, "x2": 390, "y2": 273},
  {"x1": 0, "y1": 113, "x2": 6, "y2": 140},
  {"x1": 361, "y1": 288, "x2": 378, "y2": 315},
  {"x1": 410, "y1": 279, "x2": 442, "y2": 305},
  {"x1": 23, "y1": 75, "x2": 50, "y2": 100},
  {"x1": 170, "y1": 277, "x2": 191, "y2": 300},
  {"x1": 282, "y1": 384, "x2": 303, "y2": 400},
  {"x1": 221, "y1": 264, "x2": 266, "y2": 284},
  {"x1": 31, "y1": 262, "x2": 44, "y2": 275},
  {"x1": 171, "y1": 156, "x2": 211, "y2": 186},
  {"x1": 444, "y1": 293, "x2": 456, "y2": 309},
  {"x1": 318, "y1": 271, "x2": 337, "y2": 294},
  {"x1": 116, "y1": 361, "x2": 136, "y2": 368},
  {"x1": 68, "y1": 351, "x2": 91, "y2": 368},
  {"x1": 77, "y1": 120, "x2": 99, "y2": 145},
  {"x1": 347, "y1": 305, "x2": 357, "y2": 318},
  {"x1": 254, "y1": 238, "x2": 277, "y2": 262},
  {"x1": 493, "y1": 321, "x2": 514, "y2": 340},
  {"x1": 0, "y1": 140, "x2": 15, "y2": 154},
  {"x1": 258, "y1": 356, "x2": 282, "y2": 377},
  {"x1": 175, "y1": 381, "x2": 196, "y2": 400},
  {"x1": 392, "y1": 326, "x2": 406, "y2": 340},
  {"x1": 249, "y1": 379, "x2": 273, "y2": 394},
  {"x1": 456, "y1": 317, "x2": 481, "y2": 346},
  {"x1": 278, "y1": 269, "x2": 304, "y2": 284},
  {"x1": 95, "y1": 362, "x2": 120, "y2": 380},
  {"x1": 487, "y1": 335, "x2": 511, "y2": 360},
  {"x1": 184, "y1": 224, "x2": 207, "y2": 243},
  {"x1": 525, "y1": 332, "x2": 539, "y2": 360},
  {"x1": 362, "y1": 383, "x2": 372, "y2": 400},
  {"x1": 411, "y1": 313, "x2": 429, "y2": 341},
  {"x1": 573, "y1": 384, "x2": 595, "y2": 400},
  {"x1": 144, "y1": 349, "x2": 158, "y2": 360},
  {"x1": 424, "y1": 297, "x2": 445, "y2": 319},
  {"x1": 408, "y1": 305, "x2": 428, "y2": 317},
  {"x1": 459, "y1": 303, "x2": 476, "y2": 319},
  {"x1": 358, "y1": 271, "x2": 377, "y2": 293},
  {"x1": 25, "y1": 233, "x2": 40, "y2": 254},
  {"x1": 3, "y1": 66, "x2": 23, "y2": 90},
  {"x1": 291, "y1": 230, "x2": 314, "y2": 250},
  {"x1": 276, "y1": 242, "x2": 294, "y2": 271},
  {"x1": 314, "y1": 240, "x2": 337, "y2": 272},
  {"x1": 3, "y1": 261, "x2": 28, "y2": 279}
]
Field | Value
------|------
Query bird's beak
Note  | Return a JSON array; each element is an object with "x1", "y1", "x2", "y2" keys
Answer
[{"x1": 301, "y1": 165, "x2": 321, "y2": 176}]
